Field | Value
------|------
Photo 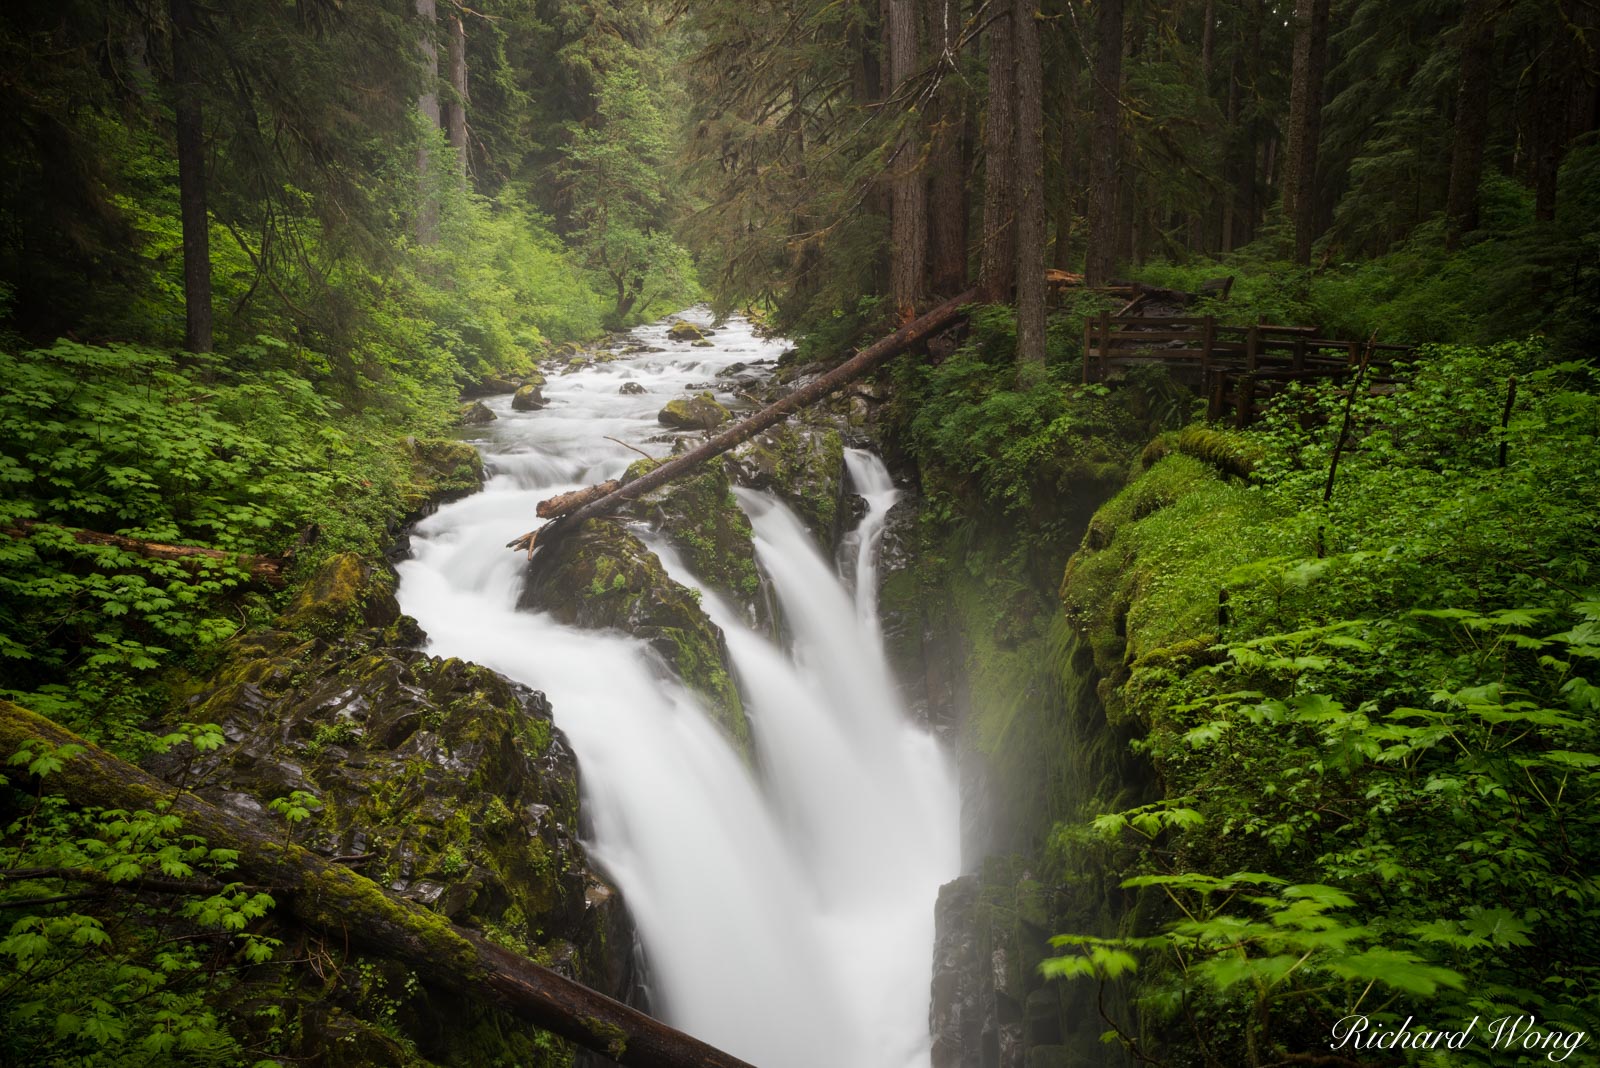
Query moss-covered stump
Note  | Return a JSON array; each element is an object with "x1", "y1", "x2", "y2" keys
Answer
[
  {"x1": 519, "y1": 519, "x2": 751, "y2": 755},
  {"x1": 151, "y1": 554, "x2": 630, "y2": 1067},
  {"x1": 657, "y1": 392, "x2": 729, "y2": 431},
  {"x1": 617, "y1": 461, "x2": 768, "y2": 633},
  {"x1": 724, "y1": 419, "x2": 846, "y2": 552}
]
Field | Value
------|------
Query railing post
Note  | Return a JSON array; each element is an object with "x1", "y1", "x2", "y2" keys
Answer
[
  {"x1": 1098, "y1": 310, "x2": 1111, "y2": 381},
  {"x1": 1236, "y1": 374, "x2": 1255, "y2": 428},
  {"x1": 1246, "y1": 323, "x2": 1259, "y2": 373},
  {"x1": 1209, "y1": 373, "x2": 1226, "y2": 422},
  {"x1": 1082, "y1": 321, "x2": 1092, "y2": 383},
  {"x1": 1292, "y1": 336, "x2": 1305, "y2": 372}
]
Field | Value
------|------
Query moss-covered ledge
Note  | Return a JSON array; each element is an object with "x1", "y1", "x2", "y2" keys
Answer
[{"x1": 518, "y1": 519, "x2": 751, "y2": 756}]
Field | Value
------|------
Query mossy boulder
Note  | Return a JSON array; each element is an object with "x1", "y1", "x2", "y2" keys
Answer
[
  {"x1": 279, "y1": 553, "x2": 403, "y2": 640},
  {"x1": 725, "y1": 420, "x2": 846, "y2": 551},
  {"x1": 458, "y1": 400, "x2": 496, "y2": 425},
  {"x1": 520, "y1": 519, "x2": 750, "y2": 754},
  {"x1": 152, "y1": 556, "x2": 630, "y2": 1066},
  {"x1": 462, "y1": 373, "x2": 521, "y2": 398},
  {"x1": 691, "y1": 339, "x2": 715, "y2": 348},
  {"x1": 621, "y1": 463, "x2": 768, "y2": 632},
  {"x1": 403, "y1": 437, "x2": 484, "y2": 522},
  {"x1": 666, "y1": 321, "x2": 707, "y2": 342},
  {"x1": 511, "y1": 383, "x2": 548, "y2": 411},
  {"x1": 658, "y1": 392, "x2": 730, "y2": 432}
]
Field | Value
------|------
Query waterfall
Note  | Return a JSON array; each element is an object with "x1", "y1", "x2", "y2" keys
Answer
[{"x1": 396, "y1": 310, "x2": 960, "y2": 1068}]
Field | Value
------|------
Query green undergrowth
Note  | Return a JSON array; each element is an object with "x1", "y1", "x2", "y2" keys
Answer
[
  {"x1": 0, "y1": 340, "x2": 464, "y2": 751},
  {"x1": 1130, "y1": 152, "x2": 1600, "y2": 353},
  {"x1": 1045, "y1": 339, "x2": 1600, "y2": 1064}
]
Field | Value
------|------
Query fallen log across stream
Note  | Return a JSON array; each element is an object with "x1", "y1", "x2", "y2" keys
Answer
[
  {"x1": 507, "y1": 288, "x2": 978, "y2": 555},
  {"x1": 0, "y1": 699, "x2": 760, "y2": 1068}
]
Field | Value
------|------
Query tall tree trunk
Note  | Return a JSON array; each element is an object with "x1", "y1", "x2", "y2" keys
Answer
[
  {"x1": 889, "y1": 0, "x2": 927, "y2": 318},
  {"x1": 1200, "y1": 0, "x2": 1216, "y2": 83},
  {"x1": 443, "y1": 12, "x2": 469, "y2": 182},
  {"x1": 926, "y1": 0, "x2": 969, "y2": 296},
  {"x1": 1052, "y1": 20, "x2": 1080, "y2": 271},
  {"x1": 1444, "y1": 0, "x2": 1496, "y2": 249},
  {"x1": 415, "y1": 0, "x2": 441, "y2": 245},
  {"x1": 978, "y1": 2, "x2": 1017, "y2": 301},
  {"x1": 1221, "y1": 47, "x2": 1241, "y2": 253},
  {"x1": 1283, "y1": 0, "x2": 1329, "y2": 265},
  {"x1": 169, "y1": 0, "x2": 212, "y2": 353},
  {"x1": 1084, "y1": 0, "x2": 1123, "y2": 285},
  {"x1": 1014, "y1": 0, "x2": 1046, "y2": 379}
]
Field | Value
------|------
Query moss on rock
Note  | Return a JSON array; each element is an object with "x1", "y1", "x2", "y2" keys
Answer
[
  {"x1": 152, "y1": 555, "x2": 626, "y2": 1067},
  {"x1": 658, "y1": 392, "x2": 730, "y2": 431},
  {"x1": 621, "y1": 464, "x2": 768, "y2": 630},
  {"x1": 520, "y1": 520, "x2": 751, "y2": 754},
  {"x1": 725, "y1": 419, "x2": 846, "y2": 551}
]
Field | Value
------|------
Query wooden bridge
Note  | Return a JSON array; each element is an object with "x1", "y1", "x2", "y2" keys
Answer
[{"x1": 1081, "y1": 311, "x2": 1415, "y2": 427}]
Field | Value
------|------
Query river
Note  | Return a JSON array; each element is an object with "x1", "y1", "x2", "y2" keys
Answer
[{"x1": 395, "y1": 309, "x2": 961, "y2": 1067}]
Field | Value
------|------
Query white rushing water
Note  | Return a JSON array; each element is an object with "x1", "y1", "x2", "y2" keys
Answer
[{"x1": 395, "y1": 309, "x2": 961, "y2": 1068}]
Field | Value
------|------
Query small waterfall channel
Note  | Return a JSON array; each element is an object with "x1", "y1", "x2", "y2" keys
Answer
[{"x1": 395, "y1": 310, "x2": 961, "y2": 1067}]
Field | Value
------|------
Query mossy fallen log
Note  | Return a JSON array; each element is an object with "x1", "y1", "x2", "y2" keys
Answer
[
  {"x1": 4, "y1": 521, "x2": 287, "y2": 587},
  {"x1": 0, "y1": 699, "x2": 760, "y2": 1068},
  {"x1": 507, "y1": 288, "x2": 978, "y2": 554}
]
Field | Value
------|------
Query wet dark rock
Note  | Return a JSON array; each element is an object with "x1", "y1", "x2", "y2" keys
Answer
[
  {"x1": 458, "y1": 400, "x2": 496, "y2": 425},
  {"x1": 725, "y1": 419, "x2": 847, "y2": 552},
  {"x1": 715, "y1": 362, "x2": 749, "y2": 377},
  {"x1": 150, "y1": 553, "x2": 634, "y2": 1065},
  {"x1": 520, "y1": 519, "x2": 750, "y2": 755},
  {"x1": 511, "y1": 383, "x2": 547, "y2": 411},
  {"x1": 618, "y1": 381, "x2": 648, "y2": 395}
]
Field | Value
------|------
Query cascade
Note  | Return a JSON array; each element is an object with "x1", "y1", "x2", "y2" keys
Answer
[{"x1": 396, "y1": 311, "x2": 960, "y2": 1067}]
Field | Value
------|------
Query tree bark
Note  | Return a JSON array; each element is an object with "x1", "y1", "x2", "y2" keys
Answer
[
  {"x1": 889, "y1": 0, "x2": 928, "y2": 319},
  {"x1": 0, "y1": 700, "x2": 759, "y2": 1068},
  {"x1": 978, "y1": 2, "x2": 1016, "y2": 301},
  {"x1": 1085, "y1": 0, "x2": 1123, "y2": 285},
  {"x1": 443, "y1": 12, "x2": 470, "y2": 181},
  {"x1": 1444, "y1": 0, "x2": 1496, "y2": 249},
  {"x1": 1013, "y1": 0, "x2": 1046, "y2": 379},
  {"x1": 415, "y1": 0, "x2": 441, "y2": 245},
  {"x1": 926, "y1": 0, "x2": 969, "y2": 297},
  {"x1": 1283, "y1": 0, "x2": 1329, "y2": 265},
  {"x1": 169, "y1": 0, "x2": 212, "y2": 353},
  {"x1": 510, "y1": 290, "x2": 979, "y2": 552}
]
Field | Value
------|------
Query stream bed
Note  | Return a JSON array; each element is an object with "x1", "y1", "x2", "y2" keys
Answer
[{"x1": 395, "y1": 310, "x2": 960, "y2": 1067}]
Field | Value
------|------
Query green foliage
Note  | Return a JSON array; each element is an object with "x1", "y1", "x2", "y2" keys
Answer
[
  {"x1": 894, "y1": 303, "x2": 1154, "y2": 528},
  {"x1": 1, "y1": 737, "x2": 281, "y2": 1067},
  {"x1": 0, "y1": 340, "x2": 440, "y2": 745},
  {"x1": 1049, "y1": 341, "x2": 1600, "y2": 1063}
]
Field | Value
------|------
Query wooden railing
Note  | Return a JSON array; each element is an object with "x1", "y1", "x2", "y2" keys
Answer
[{"x1": 1082, "y1": 313, "x2": 1414, "y2": 426}]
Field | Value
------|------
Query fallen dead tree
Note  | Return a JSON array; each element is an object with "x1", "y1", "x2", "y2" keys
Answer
[
  {"x1": 0, "y1": 699, "x2": 760, "y2": 1068},
  {"x1": 4, "y1": 521, "x2": 287, "y2": 587},
  {"x1": 508, "y1": 288, "x2": 978, "y2": 554}
]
